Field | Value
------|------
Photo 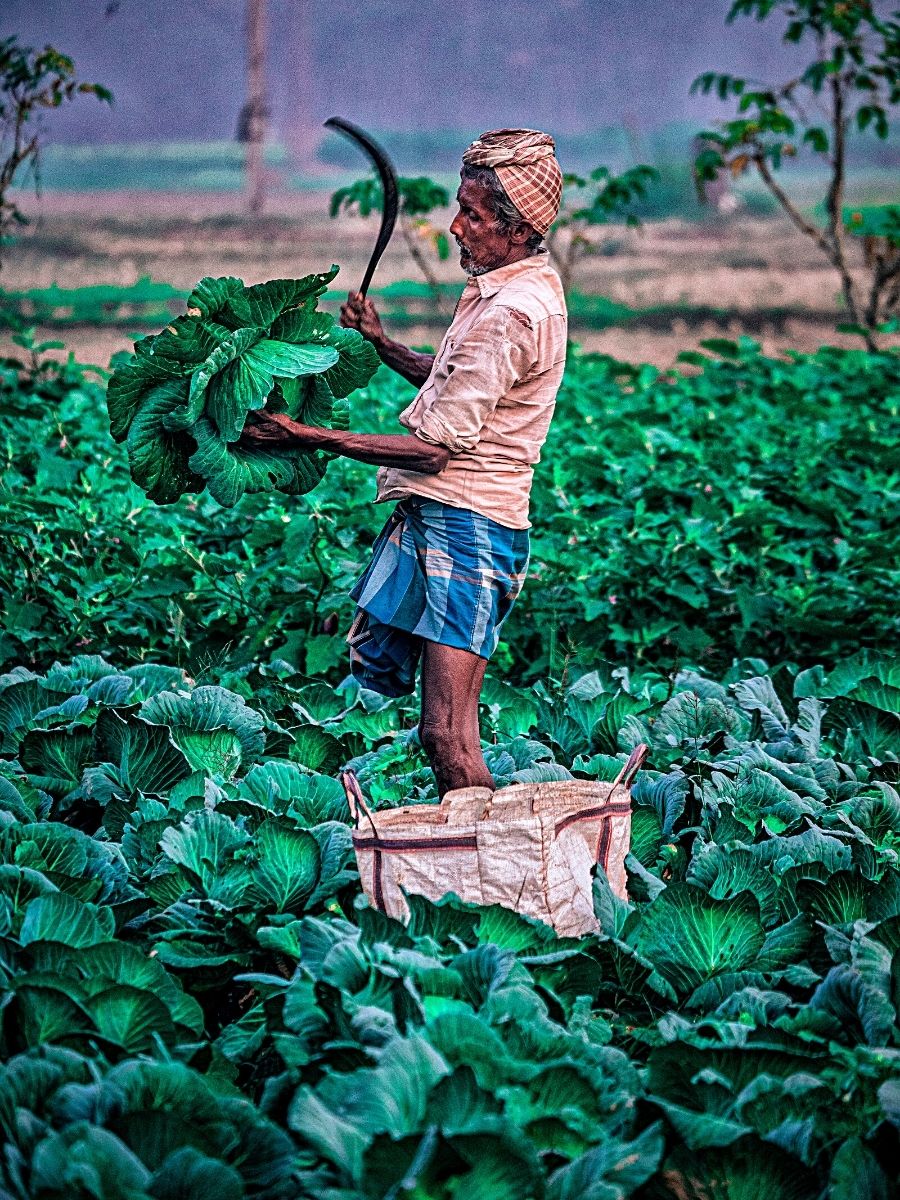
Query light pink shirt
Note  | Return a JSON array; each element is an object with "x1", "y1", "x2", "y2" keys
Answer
[{"x1": 375, "y1": 253, "x2": 568, "y2": 530}]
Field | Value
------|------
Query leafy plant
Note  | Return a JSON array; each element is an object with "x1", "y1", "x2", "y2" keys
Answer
[
  {"x1": 105, "y1": 268, "x2": 379, "y2": 505},
  {"x1": 3, "y1": 332, "x2": 897, "y2": 677},
  {"x1": 545, "y1": 164, "x2": 658, "y2": 293},
  {"x1": 0, "y1": 277, "x2": 188, "y2": 328},
  {"x1": 0, "y1": 36, "x2": 112, "y2": 270},
  {"x1": 692, "y1": 0, "x2": 900, "y2": 347},
  {"x1": 330, "y1": 173, "x2": 452, "y2": 310},
  {"x1": 0, "y1": 647, "x2": 898, "y2": 1194},
  {"x1": 0, "y1": 1050, "x2": 299, "y2": 1198}
]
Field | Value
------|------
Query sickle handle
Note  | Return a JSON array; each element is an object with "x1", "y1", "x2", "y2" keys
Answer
[{"x1": 324, "y1": 116, "x2": 399, "y2": 297}]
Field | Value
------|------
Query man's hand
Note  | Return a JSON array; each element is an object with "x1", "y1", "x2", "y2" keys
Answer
[
  {"x1": 236, "y1": 412, "x2": 286, "y2": 451},
  {"x1": 341, "y1": 290, "x2": 435, "y2": 387},
  {"x1": 237, "y1": 411, "x2": 321, "y2": 452},
  {"x1": 340, "y1": 291, "x2": 385, "y2": 346}
]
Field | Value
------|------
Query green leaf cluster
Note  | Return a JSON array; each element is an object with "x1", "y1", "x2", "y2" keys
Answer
[
  {"x1": 105, "y1": 268, "x2": 379, "y2": 505},
  {"x1": 690, "y1": 0, "x2": 899, "y2": 341},
  {"x1": 330, "y1": 173, "x2": 450, "y2": 220},
  {"x1": 3, "y1": 337, "x2": 897, "y2": 678},
  {"x1": 692, "y1": 0, "x2": 898, "y2": 166},
  {"x1": 0, "y1": 648, "x2": 897, "y2": 1194},
  {"x1": 564, "y1": 164, "x2": 659, "y2": 227}
]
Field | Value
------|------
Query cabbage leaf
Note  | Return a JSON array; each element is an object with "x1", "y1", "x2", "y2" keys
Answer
[{"x1": 106, "y1": 266, "x2": 379, "y2": 506}]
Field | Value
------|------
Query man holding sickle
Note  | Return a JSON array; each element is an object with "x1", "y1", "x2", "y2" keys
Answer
[{"x1": 242, "y1": 129, "x2": 567, "y2": 797}]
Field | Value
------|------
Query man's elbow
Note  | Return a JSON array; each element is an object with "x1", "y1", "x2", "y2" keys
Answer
[{"x1": 421, "y1": 445, "x2": 452, "y2": 474}]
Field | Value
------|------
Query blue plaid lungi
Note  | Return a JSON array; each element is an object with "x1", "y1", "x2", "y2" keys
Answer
[{"x1": 347, "y1": 496, "x2": 530, "y2": 697}]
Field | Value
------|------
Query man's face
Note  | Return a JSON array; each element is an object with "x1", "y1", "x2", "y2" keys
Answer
[{"x1": 449, "y1": 178, "x2": 515, "y2": 276}]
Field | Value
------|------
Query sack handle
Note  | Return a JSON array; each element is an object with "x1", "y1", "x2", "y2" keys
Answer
[
  {"x1": 340, "y1": 770, "x2": 379, "y2": 837},
  {"x1": 609, "y1": 743, "x2": 649, "y2": 795}
]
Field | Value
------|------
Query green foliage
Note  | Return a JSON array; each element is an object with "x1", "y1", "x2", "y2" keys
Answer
[
  {"x1": 1, "y1": 304, "x2": 899, "y2": 1189},
  {"x1": 0, "y1": 36, "x2": 111, "y2": 266},
  {"x1": 331, "y1": 174, "x2": 452, "y2": 300},
  {"x1": 2, "y1": 335, "x2": 897, "y2": 675},
  {"x1": 105, "y1": 268, "x2": 379, "y2": 505},
  {"x1": 0, "y1": 277, "x2": 188, "y2": 328},
  {"x1": 692, "y1": 0, "x2": 900, "y2": 343},
  {"x1": 846, "y1": 202, "x2": 900, "y2": 244},
  {"x1": 0, "y1": 649, "x2": 896, "y2": 1194},
  {"x1": 693, "y1": 2, "x2": 898, "y2": 163},
  {"x1": 506, "y1": 338, "x2": 900, "y2": 678},
  {"x1": 330, "y1": 173, "x2": 450, "y2": 221},
  {"x1": 564, "y1": 165, "x2": 659, "y2": 225},
  {"x1": 545, "y1": 164, "x2": 658, "y2": 292}
]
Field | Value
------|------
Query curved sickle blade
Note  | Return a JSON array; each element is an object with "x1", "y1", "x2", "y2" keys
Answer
[{"x1": 324, "y1": 116, "x2": 399, "y2": 297}]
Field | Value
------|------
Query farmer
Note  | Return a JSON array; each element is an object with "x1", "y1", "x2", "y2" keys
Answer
[{"x1": 241, "y1": 129, "x2": 567, "y2": 796}]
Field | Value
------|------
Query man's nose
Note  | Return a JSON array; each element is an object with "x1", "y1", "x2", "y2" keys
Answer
[{"x1": 449, "y1": 210, "x2": 463, "y2": 238}]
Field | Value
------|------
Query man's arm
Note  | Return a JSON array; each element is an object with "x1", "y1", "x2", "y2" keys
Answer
[
  {"x1": 239, "y1": 411, "x2": 451, "y2": 474},
  {"x1": 340, "y1": 292, "x2": 435, "y2": 388}
]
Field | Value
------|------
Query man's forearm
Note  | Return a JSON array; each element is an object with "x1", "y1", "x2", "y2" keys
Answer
[
  {"x1": 374, "y1": 335, "x2": 435, "y2": 388},
  {"x1": 255, "y1": 416, "x2": 450, "y2": 474}
]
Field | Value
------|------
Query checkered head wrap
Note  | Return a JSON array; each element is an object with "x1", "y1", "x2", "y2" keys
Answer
[{"x1": 462, "y1": 128, "x2": 563, "y2": 235}]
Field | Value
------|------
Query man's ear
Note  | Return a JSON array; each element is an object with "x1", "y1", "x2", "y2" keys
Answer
[{"x1": 509, "y1": 221, "x2": 535, "y2": 246}]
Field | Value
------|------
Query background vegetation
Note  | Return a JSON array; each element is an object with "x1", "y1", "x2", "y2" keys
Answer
[
  {"x1": 2, "y1": 334, "x2": 897, "y2": 681},
  {"x1": 0, "y1": 324, "x2": 897, "y2": 1195}
]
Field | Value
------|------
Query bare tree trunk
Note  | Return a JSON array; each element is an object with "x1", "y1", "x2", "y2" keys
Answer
[
  {"x1": 754, "y1": 151, "x2": 872, "y2": 350},
  {"x1": 546, "y1": 227, "x2": 585, "y2": 296},
  {"x1": 825, "y1": 72, "x2": 873, "y2": 349},
  {"x1": 246, "y1": 0, "x2": 267, "y2": 216},
  {"x1": 286, "y1": 0, "x2": 319, "y2": 172}
]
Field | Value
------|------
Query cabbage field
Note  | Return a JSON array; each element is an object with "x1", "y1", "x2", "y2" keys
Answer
[{"x1": 0, "y1": 322, "x2": 899, "y2": 1198}]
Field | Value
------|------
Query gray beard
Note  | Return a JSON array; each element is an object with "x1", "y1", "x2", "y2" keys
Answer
[{"x1": 456, "y1": 237, "x2": 494, "y2": 276}]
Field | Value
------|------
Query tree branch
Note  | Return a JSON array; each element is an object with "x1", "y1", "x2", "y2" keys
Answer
[
  {"x1": 399, "y1": 213, "x2": 448, "y2": 316},
  {"x1": 827, "y1": 71, "x2": 870, "y2": 344},
  {"x1": 753, "y1": 153, "x2": 833, "y2": 258}
]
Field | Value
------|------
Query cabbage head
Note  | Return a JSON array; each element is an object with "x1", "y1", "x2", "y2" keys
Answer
[{"x1": 106, "y1": 266, "x2": 380, "y2": 506}]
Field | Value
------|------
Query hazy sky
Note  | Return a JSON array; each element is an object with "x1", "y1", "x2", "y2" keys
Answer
[{"x1": 4, "y1": 0, "x2": 810, "y2": 145}]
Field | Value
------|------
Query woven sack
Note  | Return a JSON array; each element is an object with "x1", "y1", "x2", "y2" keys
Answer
[{"x1": 341, "y1": 743, "x2": 648, "y2": 938}]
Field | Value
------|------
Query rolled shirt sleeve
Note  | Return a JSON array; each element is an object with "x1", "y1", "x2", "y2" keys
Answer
[{"x1": 414, "y1": 306, "x2": 537, "y2": 453}]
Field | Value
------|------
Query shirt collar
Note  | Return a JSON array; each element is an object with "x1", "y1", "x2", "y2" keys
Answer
[{"x1": 467, "y1": 251, "x2": 549, "y2": 299}]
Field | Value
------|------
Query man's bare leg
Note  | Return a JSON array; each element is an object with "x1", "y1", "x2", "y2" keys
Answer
[{"x1": 419, "y1": 641, "x2": 494, "y2": 798}]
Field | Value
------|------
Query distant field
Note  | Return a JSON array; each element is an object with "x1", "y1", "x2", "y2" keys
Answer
[
  {"x1": 3, "y1": 179, "x2": 897, "y2": 369},
  {"x1": 26, "y1": 134, "x2": 900, "y2": 211}
]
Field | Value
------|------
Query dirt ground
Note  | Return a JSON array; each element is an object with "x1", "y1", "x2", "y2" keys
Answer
[{"x1": 3, "y1": 189, "x2": 895, "y2": 369}]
